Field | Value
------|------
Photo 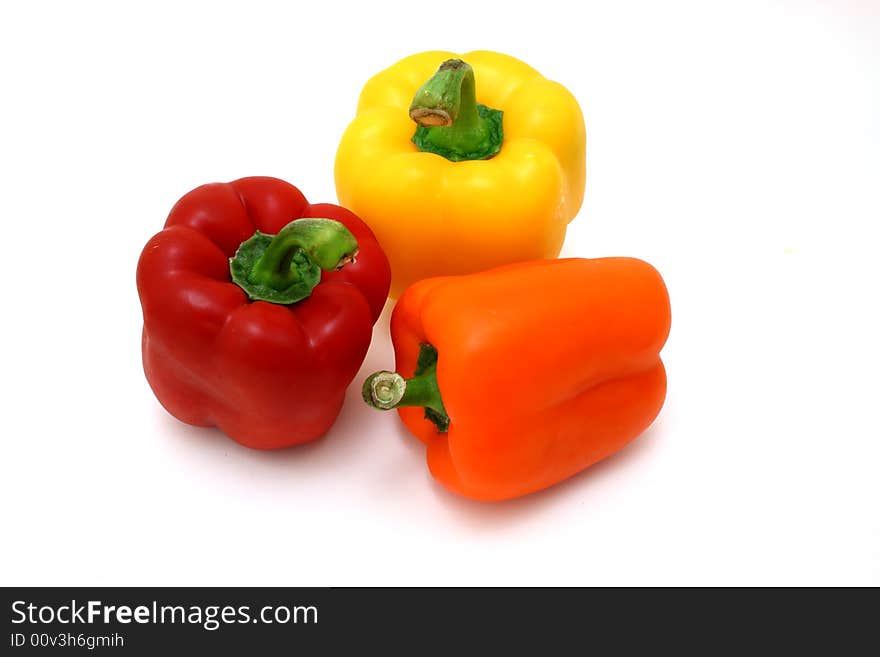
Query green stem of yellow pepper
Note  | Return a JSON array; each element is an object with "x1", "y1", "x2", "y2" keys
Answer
[{"x1": 409, "y1": 59, "x2": 503, "y2": 162}]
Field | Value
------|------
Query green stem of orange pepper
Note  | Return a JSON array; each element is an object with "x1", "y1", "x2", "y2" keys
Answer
[{"x1": 362, "y1": 344, "x2": 449, "y2": 432}]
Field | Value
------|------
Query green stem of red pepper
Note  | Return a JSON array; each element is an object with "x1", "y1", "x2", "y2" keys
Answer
[
  {"x1": 409, "y1": 59, "x2": 503, "y2": 162},
  {"x1": 362, "y1": 344, "x2": 450, "y2": 432},
  {"x1": 230, "y1": 218, "x2": 358, "y2": 305}
]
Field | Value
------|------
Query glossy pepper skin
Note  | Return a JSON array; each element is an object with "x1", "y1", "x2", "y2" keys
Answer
[
  {"x1": 137, "y1": 177, "x2": 391, "y2": 449},
  {"x1": 335, "y1": 51, "x2": 586, "y2": 297},
  {"x1": 364, "y1": 258, "x2": 670, "y2": 501}
]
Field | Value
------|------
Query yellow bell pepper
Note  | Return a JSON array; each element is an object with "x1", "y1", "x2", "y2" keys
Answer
[{"x1": 335, "y1": 50, "x2": 586, "y2": 297}]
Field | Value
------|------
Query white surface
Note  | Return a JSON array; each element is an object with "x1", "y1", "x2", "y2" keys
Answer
[{"x1": 1, "y1": 0, "x2": 878, "y2": 586}]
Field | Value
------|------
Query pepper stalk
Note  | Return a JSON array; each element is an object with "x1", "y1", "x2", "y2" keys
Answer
[
  {"x1": 230, "y1": 218, "x2": 359, "y2": 305},
  {"x1": 409, "y1": 59, "x2": 503, "y2": 162},
  {"x1": 362, "y1": 343, "x2": 450, "y2": 432}
]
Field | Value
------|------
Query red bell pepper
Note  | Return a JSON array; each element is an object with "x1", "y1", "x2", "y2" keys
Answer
[{"x1": 137, "y1": 176, "x2": 391, "y2": 449}]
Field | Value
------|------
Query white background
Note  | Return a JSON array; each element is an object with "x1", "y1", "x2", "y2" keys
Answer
[{"x1": 1, "y1": 0, "x2": 878, "y2": 586}]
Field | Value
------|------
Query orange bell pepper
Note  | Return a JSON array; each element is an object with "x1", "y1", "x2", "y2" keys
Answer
[{"x1": 362, "y1": 258, "x2": 671, "y2": 501}]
